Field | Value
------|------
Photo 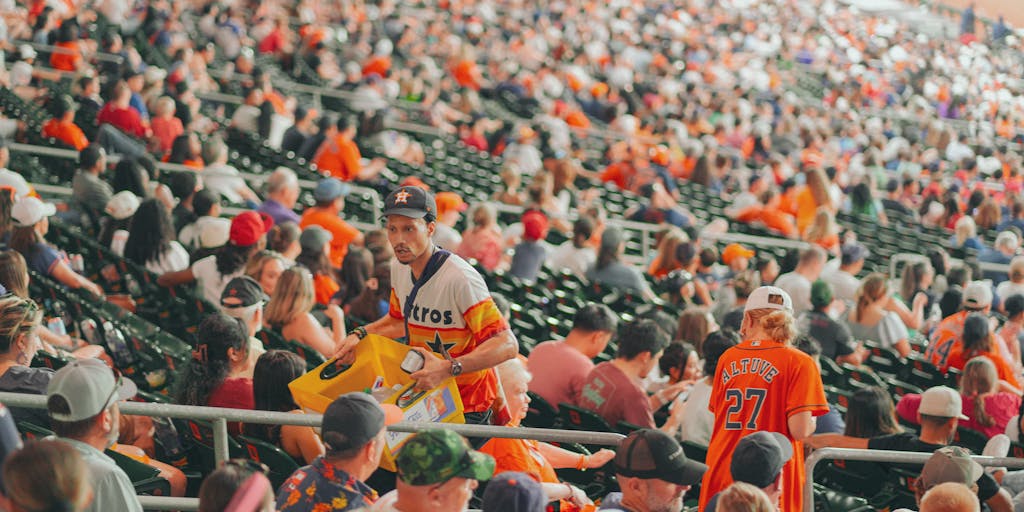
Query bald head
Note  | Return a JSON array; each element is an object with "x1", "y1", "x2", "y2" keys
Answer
[{"x1": 920, "y1": 482, "x2": 979, "y2": 512}]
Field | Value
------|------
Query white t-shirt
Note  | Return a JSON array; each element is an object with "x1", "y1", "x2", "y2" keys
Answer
[
  {"x1": 369, "y1": 490, "x2": 399, "y2": 512},
  {"x1": 432, "y1": 223, "x2": 463, "y2": 252},
  {"x1": 0, "y1": 168, "x2": 31, "y2": 198},
  {"x1": 202, "y1": 163, "x2": 248, "y2": 204},
  {"x1": 996, "y1": 281, "x2": 1024, "y2": 303},
  {"x1": 775, "y1": 271, "x2": 813, "y2": 314},
  {"x1": 191, "y1": 255, "x2": 242, "y2": 306},
  {"x1": 677, "y1": 379, "x2": 714, "y2": 446},
  {"x1": 111, "y1": 233, "x2": 189, "y2": 275},
  {"x1": 548, "y1": 241, "x2": 596, "y2": 279}
]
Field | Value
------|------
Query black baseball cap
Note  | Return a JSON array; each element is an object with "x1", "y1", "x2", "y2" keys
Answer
[
  {"x1": 382, "y1": 186, "x2": 436, "y2": 220},
  {"x1": 729, "y1": 431, "x2": 793, "y2": 488},
  {"x1": 220, "y1": 276, "x2": 269, "y2": 309},
  {"x1": 614, "y1": 429, "x2": 707, "y2": 486},
  {"x1": 322, "y1": 392, "x2": 402, "y2": 453}
]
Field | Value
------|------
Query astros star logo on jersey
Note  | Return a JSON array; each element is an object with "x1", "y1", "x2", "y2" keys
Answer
[
  {"x1": 394, "y1": 190, "x2": 412, "y2": 204},
  {"x1": 427, "y1": 331, "x2": 457, "y2": 360}
]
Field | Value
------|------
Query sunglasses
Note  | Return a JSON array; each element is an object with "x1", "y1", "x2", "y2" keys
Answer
[{"x1": 224, "y1": 458, "x2": 269, "y2": 475}]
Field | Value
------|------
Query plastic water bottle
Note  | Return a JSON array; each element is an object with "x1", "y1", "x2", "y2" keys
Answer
[
  {"x1": 152, "y1": 417, "x2": 187, "y2": 468},
  {"x1": 79, "y1": 318, "x2": 99, "y2": 345},
  {"x1": 103, "y1": 321, "x2": 135, "y2": 366}
]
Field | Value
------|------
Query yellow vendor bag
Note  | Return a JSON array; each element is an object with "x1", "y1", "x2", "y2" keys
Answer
[{"x1": 289, "y1": 334, "x2": 465, "y2": 471}]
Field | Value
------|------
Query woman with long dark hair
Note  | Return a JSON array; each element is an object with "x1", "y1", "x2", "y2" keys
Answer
[
  {"x1": 945, "y1": 313, "x2": 1021, "y2": 393},
  {"x1": 166, "y1": 133, "x2": 204, "y2": 169},
  {"x1": 246, "y1": 350, "x2": 324, "y2": 464},
  {"x1": 158, "y1": 211, "x2": 272, "y2": 304},
  {"x1": 844, "y1": 386, "x2": 901, "y2": 439},
  {"x1": 174, "y1": 313, "x2": 253, "y2": 433},
  {"x1": 120, "y1": 199, "x2": 189, "y2": 274}
]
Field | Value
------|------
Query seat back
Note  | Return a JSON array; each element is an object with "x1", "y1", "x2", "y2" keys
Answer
[
  {"x1": 105, "y1": 449, "x2": 172, "y2": 496},
  {"x1": 558, "y1": 403, "x2": 614, "y2": 433},
  {"x1": 522, "y1": 391, "x2": 559, "y2": 429},
  {"x1": 238, "y1": 435, "x2": 302, "y2": 489}
]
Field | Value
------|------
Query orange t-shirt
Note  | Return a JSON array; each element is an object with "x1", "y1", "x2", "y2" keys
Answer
[
  {"x1": 41, "y1": 118, "x2": 88, "y2": 150},
  {"x1": 300, "y1": 207, "x2": 360, "y2": 268},
  {"x1": 312, "y1": 135, "x2": 362, "y2": 182},
  {"x1": 312, "y1": 273, "x2": 340, "y2": 306},
  {"x1": 699, "y1": 339, "x2": 828, "y2": 512},
  {"x1": 795, "y1": 187, "x2": 819, "y2": 235},
  {"x1": 478, "y1": 436, "x2": 559, "y2": 483},
  {"x1": 946, "y1": 348, "x2": 1021, "y2": 390},
  {"x1": 49, "y1": 41, "x2": 81, "y2": 71}
]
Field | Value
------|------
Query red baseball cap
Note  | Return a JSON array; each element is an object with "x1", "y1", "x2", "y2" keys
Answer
[
  {"x1": 522, "y1": 210, "x2": 549, "y2": 241},
  {"x1": 229, "y1": 211, "x2": 274, "y2": 247}
]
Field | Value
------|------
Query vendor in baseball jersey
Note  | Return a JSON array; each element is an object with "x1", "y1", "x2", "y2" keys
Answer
[{"x1": 335, "y1": 186, "x2": 517, "y2": 418}]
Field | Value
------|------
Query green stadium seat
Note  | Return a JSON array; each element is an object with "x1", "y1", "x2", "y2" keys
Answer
[{"x1": 238, "y1": 435, "x2": 302, "y2": 489}]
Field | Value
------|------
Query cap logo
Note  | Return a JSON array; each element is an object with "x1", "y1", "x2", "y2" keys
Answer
[
  {"x1": 767, "y1": 294, "x2": 785, "y2": 305},
  {"x1": 394, "y1": 190, "x2": 412, "y2": 204}
]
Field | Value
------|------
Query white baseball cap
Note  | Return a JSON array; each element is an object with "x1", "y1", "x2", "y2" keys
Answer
[
  {"x1": 963, "y1": 281, "x2": 993, "y2": 310},
  {"x1": 47, "y1": 359, "x2": 137, "y2": 422},
  {"x1": 11, "y1": 197, "x2": 56, "y2": 227},
  {"x1": 105, "y1": 191, "x2": 141, "y2": 220},
  {"x1": 919, "y1": 386, "x2": 968, "y2": 420},
  {"x1": 744, "y1": 286, "x2": 793, "y2": 314}
]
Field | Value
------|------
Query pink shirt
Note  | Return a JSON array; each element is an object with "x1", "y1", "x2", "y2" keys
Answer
[
  {"x1": 457, "y1": 226, "x2": 504, "y2": 271},
  {"x1": 897, "y1": 392, "x2": 1021, "y2": 438},
  {"x1": 151, "y1": 116, "x2": 184, "y2": 153},
  {"x1": 526, "y1": 341, "x2": 594, "y2": 410},
  {"x1": 576, "y1": 361, "x2": 654, "y2": 429}
]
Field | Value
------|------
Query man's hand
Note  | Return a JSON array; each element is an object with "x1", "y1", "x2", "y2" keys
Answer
[
  {"x1": 408, "y1": 347, "x2": 451, "y2": 391},
  {"x1": 332, "y1": 333, "x2": 361, "y2": 364}
]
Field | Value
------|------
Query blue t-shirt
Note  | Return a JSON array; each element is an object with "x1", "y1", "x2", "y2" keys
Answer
[{"x1": 24, "y1": 242, "x2": 64, "y2": 277}]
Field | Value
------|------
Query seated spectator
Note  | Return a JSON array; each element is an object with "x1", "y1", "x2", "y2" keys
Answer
[
  {"x1": 220, "y1": 276, "x2": 270, "y2": 369},
  {"x1": 280, "y1": 106, "x2": 316, "y2": 155},
  {"x1": 663, "y1": 330, "x2": 740, "y2": 445},
  {"x1": 41, "y1": 95, "x2": 88, "y2": 150},
  {"x1": 313, "y1": 115, "x2": 385, "y2": 182},
  {"x1": 919, "y1": 482, "x2": 981, "y2": 512},
  {"x1": 577, "y1": 319, "x2": 683, "y2": 430},
  {"x1": 295, "y1": 226, "x2": 341, "y2": 305},
  {"x1": 527, "y1": 303, "x2": 617, "y2": 411},
  {"x1": 945, "y1": 315, "x2": 1021, "y2": 393},
  {"x1": 257, "y1": 167, "x2": 301, "y2": 226},
  {"x1": 49, "y1": 22, "x2": 85, "y2": 72},
  {"x1": 704, "y1": 432, "x2": 793, "y2": 511},
  {"x1": 198, "y1": 460, "x2": 275, "y2": 512},
  {"x1": 804, "y1": 208, "x2": 841, "y2": 255},
  {"x1": 721, "y1": 270, "x2": 761, "y2": 332},
  {"x1": 167, "y1": 171, "x2": 199, "y2": 233},
  {"x1": 478, "y1": 359, "x2": 609, "y2": 506},
  {"x1": 651, "y1": 341, "x2": 700, "y2": 396},
  {"x1": 808, "y1": 386, "x2": 1013, "y2": 512},
  {"x1": 166, "y1": 133, "x2": 204, "y2": 169},
  {"x1": 432, "y1": 192, "x2": 466, "y2": 250},
  {"x1": 481, "y1": 472, "x2": 547, "y2": 512},
  {"x1": 774, "y1": 246, "x2": 826, "y2": 314},
  {"x1": 508, "y1": 210, "x2": 550, "y2": 283},
  {"x1": 951, "y1": 216, "x2": 984, "y2": 252},
  {"x1": 980, "y1": 231, "x2": 1020, "y2": 283},
  {"x1": 159, "y1": 211, "x2": 272, "y2": 305},
  {"x1": 244, "y1": 250, "x2": 287, "y2": 296},
  {"x1": 899, "y1": 356, "x2": 1020, "y2": 437},
  {"x1": 371, "y1": 429, "x2": 494, "y2": 512},
  {"x1": 626, "y1": 182, "x2": 693, "y2": 228},
  {"x1": 299, "y1": 178, "x2": 363, "y2": 268},
  {"x1": 100, "y1": 190, "x2": 139, "y2": 252},
  {"x1": 932, "y1": 279, "x2": 991, "y2": 369},
  {"x1": 457, "y1": 202, "x2": 505, "y2": 272},
  {"x1": 675, "y1": 307, "x2": 718, "y2": 352},
  {"x1": 586, "y1": 227, "x2": 655, "y2": 301},
  {"x1": 898, "y1": 260, "x2": 939, "y2": 329},
  {"x1": 70, "y1": 144, "x2": 113, "y2": 224},
  {"x1": 267, "y1": 222, "x2": 302, "y2": 264},
  {"x1": 247, "y1": 351, "x2": 324, "y2": 464},
  {"x1": 9, "y1": 197, "x2": 104, "y2": 298},
  {"x1": 904, "y1": 449, "x2": 987, "y2": 512},
  {"x1": 822, "y1": 243, "x2": 868, "y2": 304},
  {"x1": 845, "y1": 386, "x2": 902, "y2": 439},
  {"x1": 841, "y1": 273, "x2": 912, "y2": 357},
  {"x1": 173, "y1": 313, "x2": 255, "y2": 433},
  {"x1": 793, "y1": 336, "x2": 846, "y2": 434},
  {"x1": 264, "y1": 267, "x2": 346, "y2": 357},
  {"x1": 996, "y1": 257, "x2": 1024, "y2": 305},
  {"x1": 647, "y1": 228, "x2": 688, "y2": 279},
  {"x1": 149, "y1": 96, "x2": 184, "y2": 155},
  {"x1": 178, "y1": 189, "x2": 230, "y2": 252},
  {"x1": 202, "y1": 137, "x2": 258, "y2": 205},
  {"x1": 97, "y1": 82, "x2": 148, "y2": 139},
  {"x1": 1, "y1": 439, "x2": 92, "y2": 512},
  {"x1": 296, "y1": 114, "x2": 335, "y2": 163},
  {"x1": 798, "y1": 280, "x2": 864, "y2": 365},
  {"x1": 118, "y1": 199, "x2": 189, "y2": 274},
  {"x1": 600, "y1": 429, "x2": 707, "y2": 512}
]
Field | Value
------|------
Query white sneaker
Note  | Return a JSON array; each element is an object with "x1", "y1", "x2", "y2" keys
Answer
[{"x1": 983, "y1": 433, "x2": 1010, "y2": 475}]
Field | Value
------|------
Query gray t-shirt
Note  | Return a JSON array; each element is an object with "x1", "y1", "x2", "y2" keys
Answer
[
  {"x1": 841, "y1": 310, "x2": 908, "y2": 350},
  {"x1": 0, "y1": 365, "x2": 53, "y2": 427},
  {"x1": 71, "y1": 171, "x2": 113, "y2": 215},
  {"x1": 586, "y1": 261, "x2": 651, "y2": 296},
  {"x1": 61, "y1": 438, "x2": 143, "y2": 512},
  {"x1": 509, "y1": 241, "x2": 549, "y2": 283}
]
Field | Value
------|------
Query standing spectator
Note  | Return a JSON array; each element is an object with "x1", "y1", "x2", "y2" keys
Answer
[
  {"x1": 700, "y1": 286, "x2": 828, "y2": 512},
  {"x1": 334, "y1": 187, "x2": 516, "y2": 421},
  {"x1": 432, "y1": 192, "x2": 466, "y2": 250},
  {"x1": 71, "y1": 144, "x2": 113, "y2": 222},
  {"x1": 371, "y1": 429, "x2": 495, "y2": 512},
  {"x1": 774, "y1": 246, "x2": 826, "y2": 314},
  {"x1": 576, "y1": 319, "x2": 680, "y2": 430},
  {"x1": 41, "y1": 95, "x2": 88, "y2": 150},
  {"x1": 45, "y1": 359, "x2": 143, "y2": 512},
  {"x1": 257, "y1": 167, "x2": 301, "y2": 226},
  {"x1": 1, "y1": 440, "x2": 92, "y2": 512},
  {"x1": 300, "y1": 178, "x2": 363, "y2": 268},
  {"x1": 456, "y1": 202, "x2": 505, "y2": 272},
  {"x1": 586, "y1": 226, "x2": 655, "y2": 301},
  {"x1": 798, "y1": 280, "x2": 863, "y2": 365},
  {"x1": 508, "y1": 210, "x2": 550, "y2": 283},
  {"x1": 276, "y1": 392, "x2": 402, "y2": 511},
  {"x1": 822, "y1": 243, "x2": 868, "y2": 304},
  {"x1": 158, "y1": 211, "x2": 272, "y2": 305},
  {"x1": 704, "y1": 432, "x2": 793, "y2": 511},
  {"x1": 600, "y1": 429, "x2": 707, "y2": 512}
]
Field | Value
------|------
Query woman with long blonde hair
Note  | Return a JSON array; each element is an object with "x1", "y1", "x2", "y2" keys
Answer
[
  {"x1": 263, "y1": 267, "x2": 345, "y2": 358},
  {"x1": 647, "y1": 227, "x2": 688, "y2": 278},
  {"x1": 842, "y1": 274, "x2": 912, "y2": 357},
  {"x1": 804, "y1": 207, "x2": 840, "y2": 256}
]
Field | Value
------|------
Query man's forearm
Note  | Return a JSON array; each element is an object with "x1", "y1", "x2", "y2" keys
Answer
[
  {"x1": 365, "y1": 315, "x2": 406, "y2": 339},
  {"x1": 456, "y1": 330, "x2": 518, "y2": 374}
]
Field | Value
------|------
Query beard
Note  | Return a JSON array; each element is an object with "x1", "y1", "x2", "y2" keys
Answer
[{"x1": 646, "y1": 489, "x2": 684, "y2": 512}]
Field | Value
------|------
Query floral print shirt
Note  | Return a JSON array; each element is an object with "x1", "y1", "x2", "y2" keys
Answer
[{"x1": 276, "y1": 456, "x2": 378, "y2": 512}]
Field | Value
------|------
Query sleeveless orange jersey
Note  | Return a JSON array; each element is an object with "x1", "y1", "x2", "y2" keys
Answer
[{"x1": 699, "y1": 339, "x2": 828, "y2": 512}]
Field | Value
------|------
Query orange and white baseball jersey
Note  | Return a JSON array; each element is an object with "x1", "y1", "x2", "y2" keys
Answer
[
  {"x1": 389, "y1": 253, "x2": 509, "y2": 413},
  {"x1": 699, "y1": 339, "x2": 829, "y2": 512},
  {"x1": 927, "y1": 310, "x2": 969, "y2": 370}
]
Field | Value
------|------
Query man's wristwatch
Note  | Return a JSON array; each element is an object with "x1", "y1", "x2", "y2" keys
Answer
[
  {"x1": 350, "y1": 326, "x2": 368, "y2": 340},
  {"x1": 450, "y1": 359, "x2": 464, "y2": 377}
]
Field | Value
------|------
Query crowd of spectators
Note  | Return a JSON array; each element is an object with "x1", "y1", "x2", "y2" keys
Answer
[{"x1": 0, "y1": 0, "x2": 1022, "y2": 510}]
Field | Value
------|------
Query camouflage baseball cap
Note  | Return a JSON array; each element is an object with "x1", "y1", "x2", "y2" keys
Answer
[{"x1": 395, "y1": 429, "x2": 495, "y2": 486}]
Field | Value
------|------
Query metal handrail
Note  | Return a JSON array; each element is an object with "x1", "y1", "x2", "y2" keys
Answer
[
  {"x1": 8, "y1": 141, "x2": 382, "y2": 221},
  {"x1": 803, "y1": 447, "x2": 1024, "y2": 512},
  {"x1": 0, "y1": 391, "x2": 622, "y2": 511},
  {"x1": 14, "y1": 40, "x2": 124, "y2": 64}
]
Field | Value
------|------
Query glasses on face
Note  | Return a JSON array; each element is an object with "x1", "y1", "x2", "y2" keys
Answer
[
  {"x1": 100, "y1": 368, "x2": 124, "y2": 413},
  {"x1": 224, "y1": 458, "x2": 270, "y2": 475}
]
